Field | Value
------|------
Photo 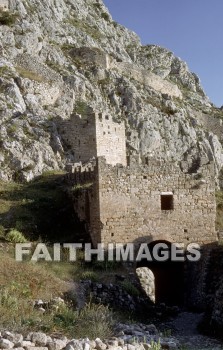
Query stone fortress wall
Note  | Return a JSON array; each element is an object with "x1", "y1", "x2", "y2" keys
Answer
[
  {"x1": 67, "y1": 47, "x2": 222, "y2": 141},
  {"x1": 64, "y1": 47, "x2": 217, "y2": 248},
  {"x1": 69, "y1": 47, "x2": 112, "y2": 69},
  {"x1": 69, "y1": 47, "x2": 182, "y2": 99},
  {"x1": 197, "y1": 112, "x2": 223, "y2": 142},
  {"x1": 113, "y1": 62, "x2": 182, "y2": 99},
  {"x1": 68, "y1": 156, "x2": 217, "y2": 247},
  {"x1": 98, "y1": 158, "x2": 216, "y2": 246}
]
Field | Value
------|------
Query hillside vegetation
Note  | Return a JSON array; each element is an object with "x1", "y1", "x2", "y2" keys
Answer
[
  {"x1": 0, "y1": 0, "x2": 223, "y2": 342},
  {"x1": 0, "y1": 173, "x2": 126, "y2": 336},
  {"x1": 0, "y1": 172, "x2": 84, "y2": 242}
]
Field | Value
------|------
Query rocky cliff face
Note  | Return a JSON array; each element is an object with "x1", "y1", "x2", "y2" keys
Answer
[{"x1": 0, "y1": 0, "x2": 223, "y2": 181}]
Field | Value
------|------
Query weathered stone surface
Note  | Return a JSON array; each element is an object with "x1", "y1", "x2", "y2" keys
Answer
[
  {"x1": 66, "y1": 340, "x2": 83, "y2": 350},
  {"x1": 136, "y1": 267, "x2": 155, "y2": 302},
  {"x1": 48, "y1": 340, "x2": 67, "y2": 350},
  {"x1": 2, "y1": 332, "x2": 23, "y2": 344},
  {"x1": 1, "y1": 326, "x2": 222, "y2": 350},
  {"x1": 0, "y1": 339, "x2": 14, "y2": 349},
  {"x1": 95, "y1": 338, "x2": 107, "y2": 350},
  {"x1": 25, "y1": 347, "x2": 48, "y2": 350},
  {"x1": 18, "y1": 341, "x2": 35, "y2": 347},
  {"x1": 82, "y1": 343, "x2": 90, "y2": 350},
  {"x1": 69, "y1": 156, "x2": 217, "y2": 247},
  {"x1": 142, "y1": 344, "x2": 151, "y2": 350},
  {"x1": 126, "y1": 345, "x2": 136, "y2": 350},
  {"x1": 65, "y1": 345, "x2": 75, "y2": 350},
  {"x1": 0, "y1": 0, "x2": 222, "y2": 182},
  {"x1": 31, "y1": 334, "x2": 47, "y2": 347}
]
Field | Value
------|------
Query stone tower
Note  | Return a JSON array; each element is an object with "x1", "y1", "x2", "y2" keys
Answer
[{"x1": 60, "y1": 111, "x2": 127, "y2": 166}]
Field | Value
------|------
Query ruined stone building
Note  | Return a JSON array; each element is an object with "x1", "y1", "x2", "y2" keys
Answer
[{"x1": 66, "y1": 112, "x2": 217, "y2": 248}]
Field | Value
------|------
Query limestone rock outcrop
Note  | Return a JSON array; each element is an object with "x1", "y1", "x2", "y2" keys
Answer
[{"x1": 0, "y1": 0, "x2": 222, "y2": 181}]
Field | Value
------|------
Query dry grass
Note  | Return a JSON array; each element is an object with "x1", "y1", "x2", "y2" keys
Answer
[
  {"x1": 0, "y1": 246, "x2": 70, "y2": 333},
  {"x1": 0, "y1": 246, "x2": 126, "y2": 336},
  {"x1": 0, "y1": 247, "x2": 67, "y2": 300},
  {"x1": 16, "y1": 66, "x2": 45, "y2": 83},
  {"x1": 0, "y1": 249, "x2": 115, "y2": 338},
  {"x1": 0, "y1": 175, "x2": 125, "y2": 336}
]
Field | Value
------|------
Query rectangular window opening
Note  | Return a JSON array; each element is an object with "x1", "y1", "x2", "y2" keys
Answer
[{"x1": 161, "y1": 194, "x2": 174, "y2": 211}]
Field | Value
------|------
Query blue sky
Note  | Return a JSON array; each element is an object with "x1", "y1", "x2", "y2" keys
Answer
[{"x1": 103, "y1": 0, "x2": 223, "y2": 107}]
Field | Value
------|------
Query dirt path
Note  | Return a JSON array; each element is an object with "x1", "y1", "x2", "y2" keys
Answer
[{"x1": 163, "y1": 312, "x2": 223, "y2": 349}]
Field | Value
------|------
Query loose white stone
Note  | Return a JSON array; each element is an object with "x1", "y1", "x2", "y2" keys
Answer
[{"x1": 0, "y1": 339, "x2": 14, "y2": 349}]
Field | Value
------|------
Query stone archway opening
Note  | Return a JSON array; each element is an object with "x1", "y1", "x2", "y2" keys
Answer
[{"x1": 136, "y1": 240, "x2": 185, "y2": 306}]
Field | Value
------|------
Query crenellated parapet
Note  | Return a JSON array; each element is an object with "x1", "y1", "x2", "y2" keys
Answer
[{"x1": 66, "y1": 161, "x2": 96, "y2": 185}]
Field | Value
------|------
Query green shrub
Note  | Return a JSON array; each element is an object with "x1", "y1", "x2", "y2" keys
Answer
[
  {"x1": 75, "y1": 301, "x2": 114, "y2": 339},
  {"x1": 121, "y1": 280, "x2": 140, "y2": 297},
  {"x1": 0, "y1": 66, "x2": 11, "y2": 77},
  {"x1": 7, "y1": 124, "x2": 18, "y2": 134},
  {"x1": 93, "y1": 3, "x2": 102, "y2": 10},
  {"x1": 0, "y1": 10, "x2": 18, "y2": 26},
  {"x1": 71, "y1": 183, "x2": 93, "y2": 193},
  {"x1": 80, "y1": 270, "x2": 99, "y2": 282},
  {"x1": 101, "y1": 12, "x2": 110, "y2": 21},
  {"x1": 150, "y1": 339, "x2": 161, "y2": 350},
  {"x1": 74, "y1": 100, "x2": 91, "y2": 116},
  {"x1": 52, "y1": 303, "x2": 77, "y2": 332},
  {"x1": 6, "y1": 229, "x2": 27, "y2": 243}
]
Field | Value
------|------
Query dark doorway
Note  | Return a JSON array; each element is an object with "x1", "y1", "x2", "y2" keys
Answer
[{"x1": 136, "y1": 240, "x2": 185, "y2": 306}]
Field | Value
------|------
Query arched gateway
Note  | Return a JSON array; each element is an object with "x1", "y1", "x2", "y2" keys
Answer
[{"x1": 136, "y1": 240, "x2": 185, "y2": 306}]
